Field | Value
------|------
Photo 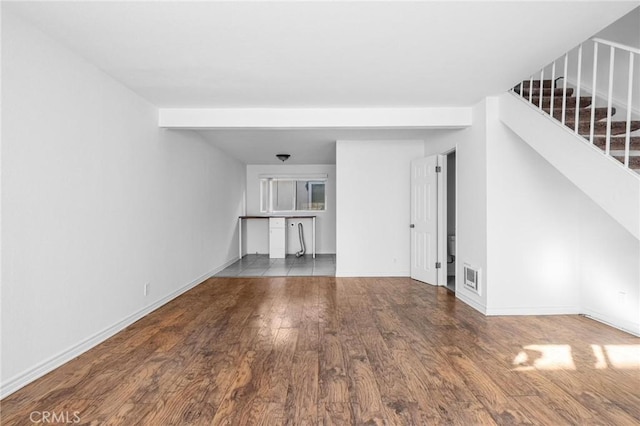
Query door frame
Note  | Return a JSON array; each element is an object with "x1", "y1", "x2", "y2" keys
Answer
[
  {"x1": 437, "y1": 154, "x2": 446, "y2": 287},
  {"x1": 438, "y1": 148, "x2": 457, "y2": 289}
]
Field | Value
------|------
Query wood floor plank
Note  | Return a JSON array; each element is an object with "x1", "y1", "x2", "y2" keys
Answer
[
  {"x1": 512, "y1": 395, "x2": 579, "y2": 426},
  {"x1": 548, "y1": 368, "x2": 640, "y2": 420},
  {"x1": 210, "y1": 350, "x2": 260, "y2": 425},
  {"x1": 318, "y1": 330, "x2": 349, "y2": 404},
  {"x1": 255, "y1": 328, "x2": 299, "y2": 403},
  {"x1": 359, "y1": 329, "x2": 418, "y2": 414},
  {"x1": 388, "y1": 348, "x2": 450, "y2": 423},
  {"x1": 346, "y1": 354, "x2": 386, "y2": 425},
  {"x1": 318, "y1": 402, "x2": 355, "y2": 425},
  {"x1": 2, "y1": 277, "x2": 639, "y2": 425},
  {"x1": 441, "y1": 345, "x2": 535, "y2": 424},
  {"x1": 284, "y1": 351, "x2": 318, "y2": 425},
  {"x1": 232, "y1": 398, "x2": 285, "y2": 426}
]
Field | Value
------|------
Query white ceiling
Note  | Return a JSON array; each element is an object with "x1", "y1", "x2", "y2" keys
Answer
[
  {"x1": 6, "y1": 1, "x2": 636, "y2": 109},
  {"x1": 5, "y1": 1, "x2": 637, "y2": 164}
]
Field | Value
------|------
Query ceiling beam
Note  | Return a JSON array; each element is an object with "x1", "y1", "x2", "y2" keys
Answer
[{"x1": 158, "y1": 107, "x2": 472, "y2": 129}]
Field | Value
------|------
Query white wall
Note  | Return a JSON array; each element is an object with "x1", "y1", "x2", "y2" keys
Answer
[
  {"x1": 1, "y1": 11, "x2": 246, "y2": 397},
  {"x1": 425, "y1": 97, "x2": 639, "y2": 336},
  {"x1": 579, "y1": 203, "x2": 640, "y2": 335},
  {"x1": 491, "y1": 96, "x2": 640, "y2": 333},
  {"x1": 487, "y1": 98, "x2": 581, "y2": 315},
  {"x1": 336, "y1": 140, "x2": 424, "y2": 277},
  {"x1": 595, "y1": 6, "x2": 640, "y2": 47},
  {"x1": 501, "y1": 93, "x2": 640, "y2": 240},
  {"x1": 244, "y1": 164, "x2": 336, "y2": 254}
]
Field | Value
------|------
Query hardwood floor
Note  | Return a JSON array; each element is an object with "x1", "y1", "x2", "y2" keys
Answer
[{"x1": 2, "y1": 277, "x2": 639, "y2": 425}]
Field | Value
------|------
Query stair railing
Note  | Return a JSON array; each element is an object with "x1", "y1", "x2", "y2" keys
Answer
[{"x1": 512, "y1": 37, "x2": 639, "y2": 172}]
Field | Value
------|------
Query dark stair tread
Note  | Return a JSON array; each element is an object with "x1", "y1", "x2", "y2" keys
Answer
[
  {"x1": 516, "y1": 87, "x2": 574, "y2": 97},
  {"x1": 575, "y1": 120, "x2": 640, "y2": 135},
  {"x1": 515, "y1": 80, "x2": 557, "y2": 89},
  {"x1": 553, "y1": 107, "x2": 614, "y2": 122},
  {"x1": 590, "y1": 136, "x2": 640, "y2": 151},
  {"x1": 529, "y1": 96, "x2": 592, "y2": 108},
  {"x1": 613, "y1": 155, "x2": 640, "y2": 168}
]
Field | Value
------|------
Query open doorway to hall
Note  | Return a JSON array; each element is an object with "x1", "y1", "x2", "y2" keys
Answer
[{"x1": 446, "y1": 151, "x2": 456, "y2": 292}]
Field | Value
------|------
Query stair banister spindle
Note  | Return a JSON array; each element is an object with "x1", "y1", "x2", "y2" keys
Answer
[
  {"x1": 550, "y1": 61, "x2": 556, "y2": 115},
  {"x1": 605, "y1": 46, "x2": 615, "y2": 155},
  {"x1": 574, "y1": 44, "x2": 583, "y2": 133},
  {"x1": 529, "y1": 76, "x2": 533, "y2": 103},
  {"x1": 625, "y1": 51, "x2": 634, "y2": 168},
  {"x1": 590, "y1": 42, "x2": 599, "y2": 144},
  {"x1": 539, "y1": 69, "x2": 544, "y2": 110},
  {"x1": 518, "y1": 76, "x2": 524, "y2": 98},
  {"x1": 561, "y1": 53, "x2": 569, "y2": 125}
]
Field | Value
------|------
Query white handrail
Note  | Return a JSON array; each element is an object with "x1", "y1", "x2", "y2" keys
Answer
[{"x1": 592, "y1": 37, "x2": 640, "y2": 55}]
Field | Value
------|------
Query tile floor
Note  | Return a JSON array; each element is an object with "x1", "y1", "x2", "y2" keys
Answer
[{"x1": 215, "y1": 254, "x2": 336, "y2": 277}]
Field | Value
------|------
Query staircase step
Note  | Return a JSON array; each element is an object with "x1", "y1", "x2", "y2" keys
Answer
[
  {"x1": 516, "y1": 79, "x2": 557, "y2": 89},
  {"x1": 530, "y1": 96, "x2": 592, "y2": 108},
  {"x1": 575, "y1": 120, "x2": 640, "y2": 135},
  {"x1": 552, "y1": 107, "x2": 613, "y2": 122},
  {"x1": 516, "y1": 87, "x2": 574, "y2": 97},
  {"x1": 591, "y1": 136, "x2": 640, "y2": 151},
  {"x1": 613, "y1": 155, "x2": 640, "y2": 168}
]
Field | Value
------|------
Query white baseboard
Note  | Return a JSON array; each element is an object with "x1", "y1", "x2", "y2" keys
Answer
[
  {"x1": 456, "y1": 292, "x2": 487, "y2": 314},
  {"x1": 216, "y1": 257, "x2": 242, "y2": 271},
  {"x1": 335, "y1": 270, "x2": 410, "y2": 277},
  {"x1": 0, "y1": 258, "x2": 237, "y2": 399},
  {"x1": 582, "y1": 308, "x2": 640, "y2": 337},
  {"x1": 485, "y1": 305, "x2": 580, "y2": 316}
]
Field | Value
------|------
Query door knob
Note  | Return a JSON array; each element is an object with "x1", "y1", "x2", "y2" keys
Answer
[{"x1": 409, "y1": 224, "x2": 415, "y2": 228}]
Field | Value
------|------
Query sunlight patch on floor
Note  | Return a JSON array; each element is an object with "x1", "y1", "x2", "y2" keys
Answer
[
  {"x1": 512, "y1": 344, "x2": 575, "y2": 371},
  {"x1": 513, "y1": 344, "x2": 640, "y2": 371},
  {"x1": 600, "y1": 344, "x2": 640, "y2": 369}
]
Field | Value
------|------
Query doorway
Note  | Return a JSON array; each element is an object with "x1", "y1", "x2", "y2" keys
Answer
[{"x1": 445, "y1": 151, "x2": 456, "y2": 292}]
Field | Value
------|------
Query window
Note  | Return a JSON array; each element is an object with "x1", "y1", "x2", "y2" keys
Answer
[{"x1": 260, "y1": 177, "x2": 326, "y2": 212}]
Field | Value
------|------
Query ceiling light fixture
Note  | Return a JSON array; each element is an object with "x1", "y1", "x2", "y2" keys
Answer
[{"x1": 276, "y1": 154, "x2": 290, "y2": 162}]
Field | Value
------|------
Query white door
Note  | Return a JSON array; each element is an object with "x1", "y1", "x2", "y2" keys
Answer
[{"x1": 410, "y1": 156, "x2": 439, "y2": 285}]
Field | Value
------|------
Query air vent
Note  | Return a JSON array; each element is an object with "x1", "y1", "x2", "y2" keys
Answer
[{"x1": 463, "y1": 264, "x2": 481, "y2": 295}]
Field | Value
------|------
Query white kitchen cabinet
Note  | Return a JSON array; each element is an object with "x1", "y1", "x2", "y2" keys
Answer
[{"x1": 269, "y1": 217, "x2": 286, "y2": 258}]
